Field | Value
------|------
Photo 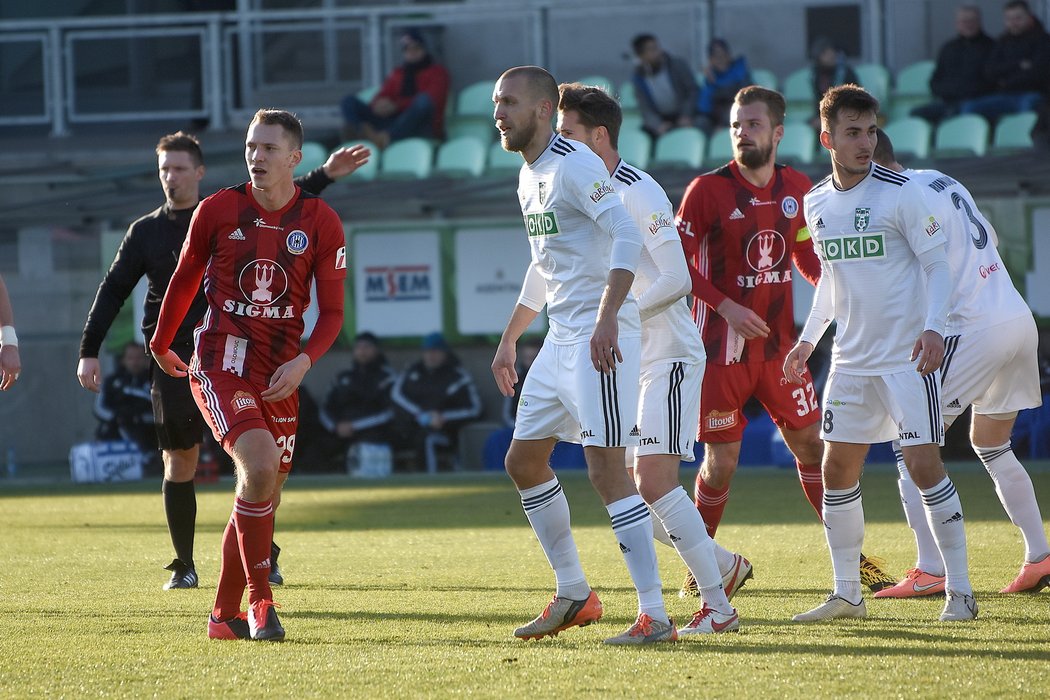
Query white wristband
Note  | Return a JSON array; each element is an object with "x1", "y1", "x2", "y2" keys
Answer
[{"x1": 0, "y1": 326, "x2": 16, "y2": 348}]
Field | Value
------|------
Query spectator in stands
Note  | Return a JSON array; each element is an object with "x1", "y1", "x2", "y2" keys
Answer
[
  {"x1": 340, "y1": 28, "x2": 451, "y2": 149},
  {"x1": 696, "y1": 38, "x2": 752, "y2": 134},
  {"x1": 807, "y1": 37, "x2": 859, "y2": 129},
  {"x1": 320, "y1": 331, "x2": 397, "y2": 464},
  {"x1": 95, "y1": 342, "x2": 157, "y2": 457},
  {"x1": 502, "y1": 337, "x2": 542, "y2": 427},
  {"x1": 391, "y1": 332, "x2": 482, "y2": 473},
  {"x1": 630, "y1": 33, "x2": 702, "y2": 138},
  {"x1": 0, "y1": 273, "x2": 19, "y2": 392},
  {"x1": 912, "y1": 5, "x2": 996, "y2": 124},
  {"x1": 961, "y1": 0, "x2": 1050, "y2": 122}
]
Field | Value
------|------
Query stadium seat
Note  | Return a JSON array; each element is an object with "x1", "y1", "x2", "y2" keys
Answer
[
  {"x1": 782, "y1": 67, "x2": 814, "y2": 124},
  {"x1": 854, "y1": 63, "x2": 891, "y2": 105},
  {"x1": 777, "y1": 123, "x2": 816, "y2": 164},
  {"x1": 294, "y1": 141, "x2": 328, "y2": 177},
  {"x1": 991, "y1": 111, "x2": 1037, "y2": 153},
  {"x1": 617, "y1": 128, "x2": 651, "y2": 169},
  {"x1": 883, "y1": 117, "x2": 932, "y2": 160},
  {"x1": 891, "y1": 59, "x2": 934, "y2": 119},
  {"x1": 621, "y1": 112, "x2": 643, "y2": 132},
  {"x1": 456, "y1": 80, "x2": 495, "y2": 118},
  {"x1": 336, "y1": 140, "x2": 378, "y2": 180},
  {"x1": 618, "y1": 80, "x2": 638, "y2": 111},
  {"x1": 379, "y1": 137, "x2": 433, "y2": 179},
  {"x1": 356, "y1": 84, "x2": 379, "y2": 104},
  {"x1": 651, "y1": 127, "x2": 705, "y2": 169},
  {"x1": 751, "y1": 68, "x2": 778, "y2": 90},
  {"x1": 574, "y1": 74, "x2": 614, "y2": 94},
  {"x1": 446, "y1": 117, "x2": 496, "y2": 143},
  {"x1": 486, "y1": 140, "x2": 522, "y2": 175},
  {"x1": 434, "y1": 136, "x2": 487, "y2": 178},
  {"x1": 705, "y1": 128, "x2": 733, "y2": 167},
  {"x1": 934, "y1": 114, "x2": 989, "y2": 157}
]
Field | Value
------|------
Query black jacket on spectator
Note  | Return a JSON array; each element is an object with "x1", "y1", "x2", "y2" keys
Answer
[
  {"x1": 930, "y1": 31, "x2": 996, "y2": 102},
  {"x1": 94, "y1": 365, "x2": 156, "y2": 453},
  {"x1": 321, "y1": 354, "x2": 397, "y2": 446},
  {"x1": 391, "y1": 354, "x2": 482, "y2": 431},
  {"x1": 985, "y1": 18, "x2": 1050, "y2": 94}
]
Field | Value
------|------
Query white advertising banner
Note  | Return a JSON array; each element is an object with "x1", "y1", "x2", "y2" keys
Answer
[
  {"x1": 454, "y1": 227, "x2": 546, "y2": 335},
  {"x1": 354, "y1": 230, "x2": 443, "y2": 336}
]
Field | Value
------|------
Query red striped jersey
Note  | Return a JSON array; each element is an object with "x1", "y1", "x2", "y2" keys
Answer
[
  {"x1": 676, "y1": 161, "x2": 818, "y2": 365},
  {"x1": 176, "y1": 183, "x2": 346, "y2": 385}
]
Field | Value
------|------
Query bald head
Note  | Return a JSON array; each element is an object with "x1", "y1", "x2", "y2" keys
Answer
[{"x1": 499, "y1": 66, "x2": 560, "y2": 111}]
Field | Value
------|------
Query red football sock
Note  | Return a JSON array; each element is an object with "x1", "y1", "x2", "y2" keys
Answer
[
  {"x1": 212, "y1": 516, "x2": 247, "y2": 620},
  {"x1": 694, "y1": 474, "x2": 730, "y2": 538},
  {"x1": 796, "y1": 461, "x2": 824, "y2": 523},
  {"x1": 233, "y1": 497, "x2": 275, "y2": 605}
]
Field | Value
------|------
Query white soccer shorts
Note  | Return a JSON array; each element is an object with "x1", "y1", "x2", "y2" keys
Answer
[
  {"x1": 820, "y1": 369, "x2": 943, "y2": 447},
  {"x1": 941, "y1": 315, "x2": 1041, "y2": 418},
  {"x1": 635, "y1": 358, "x2": 704, "y2": 460},
  {"x1": 513, "y1": 337, "x2": 641, "y2": 448}
]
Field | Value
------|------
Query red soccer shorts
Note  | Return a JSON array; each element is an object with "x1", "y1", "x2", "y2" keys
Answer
[
  {"x1": 698, "y1": 359, "x2": 819, "y2": 444},
  {"x1": 189, "y1": 370, "x2": 298, "y2": 474}
]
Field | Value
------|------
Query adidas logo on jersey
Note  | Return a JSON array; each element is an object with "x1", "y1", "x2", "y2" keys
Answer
[
  {"x1": 729, "y1": 208, "x2": 744, "y2": 220},
  {"x1": 815, "y1": 217, "x2": 825, "y2": 229},
  {"x1": 228, "y1": 228, "x2": 245, "y2": 240},
  {"x1": 947, "y1": 399, "x2": 961, "y2": 409}
]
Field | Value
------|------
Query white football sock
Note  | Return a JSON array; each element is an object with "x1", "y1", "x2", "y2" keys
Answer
[
  {"x1": 919, "y1": 476, "x2": 972, "y2": 596},
  {"x1": 711, "y1": 539, "x2": 737, "y2": 573},
  {"x1": 895, "y1": 447, "x2": 944, "y2": 575},
  {"x1": 607, "y1": 495, "x2": 667, "y2": 624},
  {"x1": 651, "y1": 487, "x2": 732, "y2": 614},
  {"x1": 823, "y1": 483, "x2": 864, "y2": 604},
  {"x1": 649, "y1": 508, "x2": 675, "y2": 548},
  {"x1": 519, "y1": 477, "x2": 589, "y2": 600},
  {"x1": 976, "y1": 441, "x2": 1050, "y2": 562}
]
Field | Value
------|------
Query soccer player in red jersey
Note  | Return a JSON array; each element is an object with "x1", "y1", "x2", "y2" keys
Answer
[
  {"x1": 151, "y1": 109, "x2": 347, "y2": 641},
  {"x1": 676, "y1": 86, "x2": 894, "y2": 595}
]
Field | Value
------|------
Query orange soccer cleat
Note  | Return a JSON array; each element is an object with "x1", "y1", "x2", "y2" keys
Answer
[
  {"x1": 1000, "y1": 556, "x2": 1050, "y2": 593},
  {"x1": 513, "y1": 591, "x2": 603, "y2": 640},
  {"x1": 872, "y1": 568, "x2": 946, "y2": 598}
]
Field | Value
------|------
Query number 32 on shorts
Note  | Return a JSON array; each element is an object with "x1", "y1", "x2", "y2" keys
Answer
[{"x1": 792, "y1": 382, "x2": 819, "y2": 417}]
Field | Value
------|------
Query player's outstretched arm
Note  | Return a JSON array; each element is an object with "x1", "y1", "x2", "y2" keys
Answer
[{"x1": 323, "y1": 144, "x2": 371, "y2": 179}]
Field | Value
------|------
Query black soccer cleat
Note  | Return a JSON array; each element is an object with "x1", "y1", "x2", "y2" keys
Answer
[
  {"x1": 269, "y1": 542, "x2": 283, "y2": 586},
  {"x1": 163, "y1": 559, "x2": 199, "y2": 590}
]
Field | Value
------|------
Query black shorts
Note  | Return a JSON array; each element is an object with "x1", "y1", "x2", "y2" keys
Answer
[{"x1": 150, "y1": 343, "x2": 205, "y2": 451}]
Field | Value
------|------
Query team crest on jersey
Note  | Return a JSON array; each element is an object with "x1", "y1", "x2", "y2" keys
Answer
[
  {"x1": 745, "y1": 230, "x2": 786, "y2": 272},
  {"x1": 781, "y1": 196, "x2": 799, "y2": 219},
  {"x1": 854, "y1": 208, "x2": 871, "y2": 232},
  {"x1": 237, "y1": 259, "x2": 288, "y2": 305},
  {"x1": 538, "y1": 181, "x2": 548, "y2": 205},
  {"x1": 286, "y1": 230, "x2": 309, "y2": 255},
  {"x1": 589, "y1": 179, "x2": 614, "y2": 204}
]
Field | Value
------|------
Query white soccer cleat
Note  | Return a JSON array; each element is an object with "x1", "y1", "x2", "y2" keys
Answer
[
  {"x1": 792, "y1": 594, "x2": 867, "y2": 622},
  {"x1": 679, "y1": 605, "x2": 740, "y2": 635},
  {"x1": 939, "y1": 591, "x2": 978, "y2": 621}
]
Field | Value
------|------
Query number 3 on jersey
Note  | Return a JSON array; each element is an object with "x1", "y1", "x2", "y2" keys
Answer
[
  {"x1": 792, "y1": 382, "x2": 819, "y2": 417},
  {"x1": 276, "y1": 434, "x2": 296, "y2": 465}
]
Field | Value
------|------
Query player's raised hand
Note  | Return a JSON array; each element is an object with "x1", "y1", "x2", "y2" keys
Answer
[
  {"x1": 491, "y1": 341, "x2": 518, "y2": 398},
  {"x1": 911, "y1": 330, "x2": 944, "y2": 377},
  {"x1": 716, "y1": 298, "x2": 770, "y2": 339},
  {"x1": 76, "y1": 357, "x2": 103, "y2": 393},
  {"x1": 263, "y1": 353, "x2": 312, "y2": 402},
  {"x1": 0, "y1": 345, "x2": 20, "y2": 391},
  {"x1": 322, "y1": 144, "x2": 371, "y2": 179},
  {"x1": 590, "y1": 314, "x2": 622, "y2": 374},
  {"x1": 152, "y1": 348, "x2": 189, "y2": 378},
  {"x1": 783, "y1": 341, "x2": 813, "y2": 385}
]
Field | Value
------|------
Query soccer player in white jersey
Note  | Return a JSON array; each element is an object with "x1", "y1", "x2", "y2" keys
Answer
[
  {"x1": 871, "y1": 129, "x2": 1050, "y2": 597},
  {"x1": 490, "y1": 66, "x2": 675, "y2": 645},
  {"x1": 784, "y1": 85, "x2": 977, "y2": 622},
  {"x1": 557, "y1": 83, "x2": 740, "y2": 635}
]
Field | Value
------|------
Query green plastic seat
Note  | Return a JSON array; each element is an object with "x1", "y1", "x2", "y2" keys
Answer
[
  {"x1": 446, "y1": 117, "x2": 497, "y2": 143},
  {"x1": 651, "y1": 127, "x2": 706, "y2": 169},
  {"x1": 934, "y1": 114, "x2": 989, "y2": 157},
  {"x1": 618, "y1": 80, "x2": 638, "y2": 110},
  {"x1": 434, "y1": 136, "x2": 487, "y2": 178},
  {"x1": 617, "y1": 128, "x2": 651, "y2": 170},
  {"x1": 294, "y1": 141, "x2": 328, "y2": 177},
  {"x1": 883, "y1": 117, "x2": 932, "y2": 160},
  {"x1": 855, "y1": 63, "x2": 891, "y2": 104},
  {"x1": 783, "y1": 68, "x2": 814, "y2": 124},
  {"x1": 778, "y1": 123, "x2": 816, "y2": 164},
  {"x1": 992, "y1": 111, "x2": 1038, "y2": 153},
  {"x1": 705, "y1": 128, "x2": 733, "y2": 167},
  {"x1": 486, "y1": 140, "x2": 522, "y2": 175},
  {"x1": 751, "y1": 68, "x2": 778, "y2": 90},
  {"x1": 574, "y1": 74, "x2": 615, "y2": 94},
  {"x1": 379, "y1": 137, "x2": 434, "y2": 179},
  {"x1": 456, "y1": 80, "x2": 495, "y2": 119},
  {"x1": 890, "y1": 60, "x2": 936, "y2": 120}
]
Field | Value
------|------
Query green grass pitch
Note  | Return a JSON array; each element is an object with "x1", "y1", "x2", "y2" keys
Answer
[{"x1": 1, "y1": 465, "x2": 1049, "y2": 698}]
